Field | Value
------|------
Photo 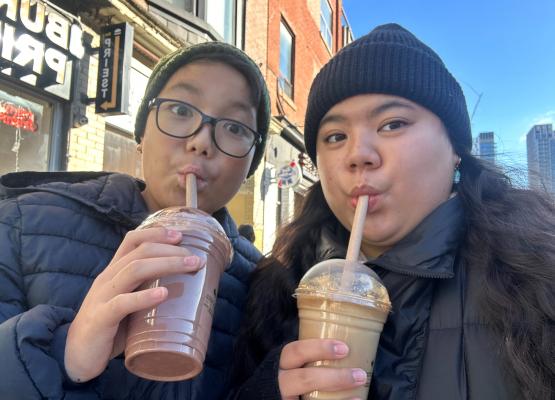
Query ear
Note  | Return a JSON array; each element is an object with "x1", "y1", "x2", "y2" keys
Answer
[
  {"x1": 451, "y1": 151, "x2": 461, "y2": 170},
  {"x1": 137, "y1": 143, "x2": 143, "y2": 154}
]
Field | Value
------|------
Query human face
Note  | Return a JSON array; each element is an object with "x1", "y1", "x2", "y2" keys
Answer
[
  {"x1": 316, "y1": 94, "x2": 459, "y2": 258},
  {"x1": 140, "y1": 61, "x2": 257, "y2": 214}
]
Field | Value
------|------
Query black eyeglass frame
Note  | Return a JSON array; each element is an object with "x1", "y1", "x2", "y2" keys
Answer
[{"x1": 148, "y1": 97, "x2": 261, "y2": 158}]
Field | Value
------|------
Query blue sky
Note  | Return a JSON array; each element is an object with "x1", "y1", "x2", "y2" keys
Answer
[{"x1": 342, "y1": 0, "x2": 555, "y2": 171}]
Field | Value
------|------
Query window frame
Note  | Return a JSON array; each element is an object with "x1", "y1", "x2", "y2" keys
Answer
[
  {"x1": 320, "y1": 0, "x2": 333, "y2": 50},
  {"x1": 279, "y1": 18, "x2": 295, "y2": 99}
]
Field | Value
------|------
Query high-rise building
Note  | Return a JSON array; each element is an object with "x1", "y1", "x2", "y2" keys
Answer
[
  {"x1": 477, "y1": 131, "x2": 496, "y2": 164},
  {"x1": 526, "y1": 124, "x2": 554, "y2": 193}
]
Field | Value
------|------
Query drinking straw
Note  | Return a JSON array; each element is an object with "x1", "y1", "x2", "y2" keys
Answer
[
  {"x1": 186, "y1": 174, "x2": 197, "y2": 208},
  {"x1": 341, "y1": 195, "x2": 368, "y2": 290}
]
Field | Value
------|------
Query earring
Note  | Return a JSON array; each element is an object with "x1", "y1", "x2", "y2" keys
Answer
[
  {"x1": 136, "y1": 144, "x2": 142, "y2": 154},
  {"x1": 454, "y1": 158, "x2": 461, "y2": 184}
]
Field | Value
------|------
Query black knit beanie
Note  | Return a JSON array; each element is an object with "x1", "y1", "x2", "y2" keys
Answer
[
  {"x1": 304, "y1": 23, "x2": 472, "y2": 163},
  {"x1": 134, "y1": 41, "x2": 270, "y2": 177}
]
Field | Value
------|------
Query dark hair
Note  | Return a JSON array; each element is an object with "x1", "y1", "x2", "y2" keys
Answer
[
  {"x1": 238, "y1": 224, "x2": 256, "y2": 243},
  {"x1": 234, "y1": 156, "x2": 555, "y2": 398}
]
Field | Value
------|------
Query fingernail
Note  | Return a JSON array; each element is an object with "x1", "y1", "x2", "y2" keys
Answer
[
  {"x1": 351, "y1": 369, "x2": 367, "y2": 384},
  {"x1": 151, "y1": 287, "x2": 167, "y2": 299},
  {"x1": 183, "y1": 256, "x2": 200, "y2": 267},
  {"x1": 167, "y1": 230, "x2": 181, "y2": 239},
  {"x1": 333, "y1": 343, "x2": 349, "y2": 356}
]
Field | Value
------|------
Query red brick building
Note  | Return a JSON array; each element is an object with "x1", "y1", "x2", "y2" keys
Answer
[{"x1": 235, "y1": 0, "x2": 353, "y2": 250}]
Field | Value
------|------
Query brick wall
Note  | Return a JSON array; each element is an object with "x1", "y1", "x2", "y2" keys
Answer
[{"x1": 260, "y1": 0, "x2": 344, "y2": 128}]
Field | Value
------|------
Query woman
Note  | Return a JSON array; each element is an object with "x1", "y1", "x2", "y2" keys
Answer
[
  {"x1": 233, "y1": 24, "x2": 554, "y2": 400},
  {"x1": 0, "y1": 41, "x2": 270, "y2": 400}
]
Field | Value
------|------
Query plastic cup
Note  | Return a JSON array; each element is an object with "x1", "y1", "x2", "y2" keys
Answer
[
  {"x1": 295, "y1": 259, "x2": 391, "y2": 399},
  {"x1": 124, "y1": 207, "x2": 233, "y2": 381}
]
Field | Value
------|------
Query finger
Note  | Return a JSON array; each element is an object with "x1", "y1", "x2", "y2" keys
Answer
[
  {"x1": 104, "y1": 239, "x2": 190, "y2": 280},
  {"x1": 102, "y1": 287, "x2": 168, "y2": 327},
  {"x1": 279, "y1": 367, "x2": 367, "y2": 398},
  {"x1": 280, "y1": 339, "x2": 349, "y2": 369},
  {"x1": 112, "y1": 227, "x2": 183, "y2": 264},
  {"x1": 110, "y1": 255, "x2": 204, "y2": 294}
]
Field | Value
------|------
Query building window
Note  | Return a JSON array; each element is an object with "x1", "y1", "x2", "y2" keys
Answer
[
  {"x1": 0, "y1": 85, "x2": 54, "y2": 175},
  {"x1": 341, "y1": 12, "x2": 353, "y2": 47},
  {"x1": 206, "y1": 0, "x2": 243, "y2": 46},
  {"x1": 160, "y1": 0, "x2": 245, "y2": 47},
  {"x1": 162, "y1": 0, "x2": 195, "y2": 12},
  {"x1": 103, "y1": 125, "x2": 142, "y2": 177},
  {"x1": 279, "y1": 20, "x2": 294, "y2": 99},
  {"x1": 320, "y1": 0, "x2": 333, "y2": 49}
]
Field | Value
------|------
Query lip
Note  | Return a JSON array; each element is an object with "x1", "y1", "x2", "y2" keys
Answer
[
  {"x1": 349, "y1": 184, "x2": 383, "y2": 210},
  {"x1": 177, "y1": 165, "x2": 208, "y2": 191}
]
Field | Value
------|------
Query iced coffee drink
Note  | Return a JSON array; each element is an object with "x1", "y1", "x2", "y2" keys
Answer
[
  {"x1": 124, "y1": 207, "x2": 233, "y2": 381},
  {"x1": 295, "y1": 259, "x2": 391, "y2": 399}
]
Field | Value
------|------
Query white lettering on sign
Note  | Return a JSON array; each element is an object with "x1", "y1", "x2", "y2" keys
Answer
[
  {"x1": 12, "y1": 33, "x2": 45, "y2": 75},
  {"x1": 45, "y1": 11, "x2": 69, "y2": 49},
  {"x1": 44, "y1": 47, "x2": 66, "y2": 83},
  {"x1": 0, "y1": 22, "x2": 15, "y2": 60},
  {"x1": 20, "y1": 0, "x2": 46, "y2": 33},
  {"x1": 0, "y1": 0, "x2": 84, "y2": 99},
  {"x1": 0, "y1": 0, "x2": 17, "y2": 22}
]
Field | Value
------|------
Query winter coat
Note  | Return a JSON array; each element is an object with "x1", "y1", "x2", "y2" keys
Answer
[
  {"x1": 0, "y1": 171, "x2": 261, "y2": 400},
  {"x1": 233, "y1": 196, "x2": 520, "y2": 400}
]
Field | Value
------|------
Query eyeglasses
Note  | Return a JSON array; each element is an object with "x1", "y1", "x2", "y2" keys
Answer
[{"x1": 148, "y1": 98, "x2": 261, "y2": 158}]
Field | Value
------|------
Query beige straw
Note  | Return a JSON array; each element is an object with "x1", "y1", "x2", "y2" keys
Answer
[
  {"x1": 186, "y1": 174, "x2": 197, "y2": 208},
  {"x1": 341, "y1": 195, "x2": 369, "y2": 290}
]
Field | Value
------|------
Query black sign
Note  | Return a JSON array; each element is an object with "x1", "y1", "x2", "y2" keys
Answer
[
  {"x1": 95, "y1": 22, "x2": 133, "y2": 115},
  {"x1": 0, "y1": 0, "x2": 84, "y2": 100}
]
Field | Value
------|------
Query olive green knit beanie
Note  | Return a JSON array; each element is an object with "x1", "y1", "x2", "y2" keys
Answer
[{"x1": 134, "y1": 41, "x2": 270, "y2": 177}]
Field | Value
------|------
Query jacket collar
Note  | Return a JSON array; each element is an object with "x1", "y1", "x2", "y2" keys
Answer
[
  {"x1": 0, "y1": 171, "x2": 149, "y2": 228},
  {"x1": 0, "y1": 171, "x2": 241, "y2": 236},
  {"x1": 316, "y1": 196, "x2": 465, "y2": 279}
]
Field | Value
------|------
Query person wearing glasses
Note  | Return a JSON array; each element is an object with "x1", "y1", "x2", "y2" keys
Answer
[{"x1": 0, "y1": 42, "x2": 270, "y2": 400}]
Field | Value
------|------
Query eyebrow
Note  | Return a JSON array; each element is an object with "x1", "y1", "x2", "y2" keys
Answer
[
  {"x1": 319, "y1": 99, "x2": 417, "y2": 127},
  {"x1": 165, "y1": 82, "x2": 255, "y2": 116}
]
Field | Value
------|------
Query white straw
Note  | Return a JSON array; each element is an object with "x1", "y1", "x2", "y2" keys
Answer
[
  {"x1": 186, "y1": 174, "x2": 197, "y2": 208},
  {"x1": 341, "y1": 195, "x2": 368, "y2": 290}
]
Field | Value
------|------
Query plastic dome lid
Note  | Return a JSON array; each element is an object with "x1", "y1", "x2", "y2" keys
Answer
[{"x1": 295, "y1": 259, "x2": 391, "y2": 312}]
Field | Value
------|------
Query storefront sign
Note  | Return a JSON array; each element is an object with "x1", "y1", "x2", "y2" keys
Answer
[
  {"x1": 0, "y1": 100, "x2": 37, "y2": 132},
  {"x1": 277, "y1": 160, "x2": 301, "y2": 189},
  {"x1": 95, "y1": 22, "x2": 133, "y2": 115},
  {"x1": 0, "y1": 0, "x2": 84, "y2": 100}
]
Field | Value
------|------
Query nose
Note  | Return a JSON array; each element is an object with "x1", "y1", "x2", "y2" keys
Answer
[
  {"x1": 345, "y1": 128, "x2": 382, "y2": 170},
  {"x1": 184, "y1": 122, "x2": 214, "y2": 156}
]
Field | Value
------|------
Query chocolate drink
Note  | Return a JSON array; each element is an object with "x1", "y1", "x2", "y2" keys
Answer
[
  {"x1": 124, "y1": 207, "x2": 233, "y2": 381},
  {"x1": 295, "y1": 259, "x2": 391, "y2": 399}
]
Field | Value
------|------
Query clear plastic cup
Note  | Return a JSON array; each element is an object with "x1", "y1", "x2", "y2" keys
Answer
[
  {"x1": 295, "y1": 259, "x2": 391, "y2": 399},
  {"x1": 124, "y1": 207, "x2": 233, "y2": 381}
]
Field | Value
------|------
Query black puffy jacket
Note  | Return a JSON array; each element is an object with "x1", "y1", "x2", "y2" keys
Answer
[
  {"x1": 0, "y1": 171, "x2": 261, "y2": 400},
  {"x1": 234, "y1": 196, "x2": 520, "y2": 399}
]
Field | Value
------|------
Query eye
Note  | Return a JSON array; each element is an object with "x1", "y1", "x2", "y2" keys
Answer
[
  {"x1": 222, "y1": 121, "x2": 252, "y2": 138},
  {"x1": 379, "y1": 120, "x2": 407, "y2": 132},
  {"x1": 323, "y1": 132, "x2": 347, "y2": 144},
  {"x1": 169, "y1": 102, "x2": 195, "y2": 118}
]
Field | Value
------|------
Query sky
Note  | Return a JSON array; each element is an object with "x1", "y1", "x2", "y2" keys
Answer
[{"x1": 342, "y1": 0, "x2": 555, "y2": 173}]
